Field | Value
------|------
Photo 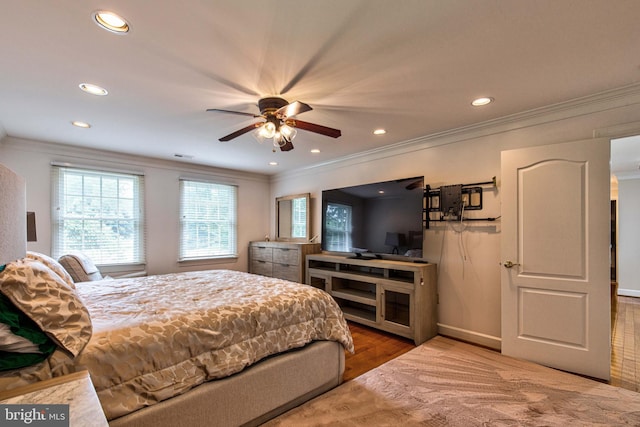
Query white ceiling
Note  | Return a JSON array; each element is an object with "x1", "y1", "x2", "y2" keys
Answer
[{"x1": 1, "y1": 0, "x2": 639, "y2": 175}]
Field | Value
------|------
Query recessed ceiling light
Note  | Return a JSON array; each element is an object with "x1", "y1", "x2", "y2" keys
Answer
[
  {"x1": 471, "y1": 97, "x2": 494, "y2": 107},
  {"x1": 93, "y1": 11, "x2": 130, "y2": 34},
  {"x1": 373, "y1": 129, "x2": 386, "y2": 135},
  {"x1": 269, "y1": 161, "x2": 278, "y2": 166},
  {"x1": 79, "y1": 83, "x2": 108, "y2": 96},
  {"x1": 310, "y1": 149, "x2": 321, "y2": 154},
  {"x1": 71, "y1": 121, "x2": 91, "y2": 128}
]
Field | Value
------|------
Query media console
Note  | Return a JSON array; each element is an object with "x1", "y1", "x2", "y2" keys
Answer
[{"x1": 306, "y1": 254, "x2": 438, "y2": 345}]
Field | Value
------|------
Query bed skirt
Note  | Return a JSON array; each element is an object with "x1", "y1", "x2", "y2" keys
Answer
[{"x1": 109, "y1": 340, "x2": 345, "y2": 427}]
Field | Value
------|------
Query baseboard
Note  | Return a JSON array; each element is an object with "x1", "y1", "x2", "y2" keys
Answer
[
  {"x1": 617, "y1": 288, "x2": 640, "y2": 298},
  {"x1": 437, "y1": 323, "x2": 501, "y2": 351}
]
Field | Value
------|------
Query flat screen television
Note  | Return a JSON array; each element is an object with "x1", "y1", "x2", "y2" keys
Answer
[{"x1": 321, "y1": 176, "x2": 425, "y2": 259}]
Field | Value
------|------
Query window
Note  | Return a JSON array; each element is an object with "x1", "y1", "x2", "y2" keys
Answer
[
  {"x1": 292, "y1": 197, "x2": 307, "y2": 238},
  {"x1": 179, "y1": 179, "x2": 237, "y2": 260},
  {"x1": 324, "y1": 202, "x2": 352, "y2": 252},
  {"x1": 52, "y1": 166, "x2": 145, "y2": 265}
]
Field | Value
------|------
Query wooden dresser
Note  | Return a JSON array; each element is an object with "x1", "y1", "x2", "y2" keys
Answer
[{"x1": 249, "y1": 241, "x2": 320, "y2": 283}]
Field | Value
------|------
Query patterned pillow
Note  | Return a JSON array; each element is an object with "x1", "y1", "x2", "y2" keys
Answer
[
  {"x1": 58, "y1": 252, "x2": 102, "y2": 283},
  {"x1": 0, "y1": 259, "x2": 92, "y2": 358},
  {"x1": 26, "y1": 251, "x2": 76, "y2": 289}
]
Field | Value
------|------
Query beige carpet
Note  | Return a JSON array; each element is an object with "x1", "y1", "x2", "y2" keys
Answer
[{"x1": 264, "y1": 336, "x2": 640, "y2": 426}]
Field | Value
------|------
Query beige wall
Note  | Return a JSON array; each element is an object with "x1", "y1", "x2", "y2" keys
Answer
[
  {"x1": 617, "y1": 176, "x2": 640, "y2": 297},
  {"x1": 0, "y1": 137, "x2": 271, "y2": 276},
  {"x1": 270, "y1": 86, "x2": 640, "y2": 349}
]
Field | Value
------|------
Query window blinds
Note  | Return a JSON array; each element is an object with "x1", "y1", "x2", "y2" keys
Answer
[
  {"x1": 324, "y1": 202, "x2": 352, "y2": 252},
  {"x1": 51, "y1": 166, "x2": 145, "y2": 265},
  {"x1": 179, "y1": 179, "x2": 237, "y2": 260}
]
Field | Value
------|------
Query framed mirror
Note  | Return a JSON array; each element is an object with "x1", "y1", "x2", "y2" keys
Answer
[{"x1": 276, "y1": 193, "x2": 310, "y2": 242}]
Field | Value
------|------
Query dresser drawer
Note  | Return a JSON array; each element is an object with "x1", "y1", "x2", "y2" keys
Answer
[
  {"x1": 273, "y1": 263, "x2": 299, "y2": 282},
  {"x1": 273, "y1": 247, "x2": 299, "y2": 265},
  {"x1": 251, "y1": 245, "x2": 273, "y2": 262},
  {"x1": 251, "y1": 259, "x2": 273, "y2": 276},
  {"x1": 249, "y1": 241, "x2": 320, "y2": 282}
]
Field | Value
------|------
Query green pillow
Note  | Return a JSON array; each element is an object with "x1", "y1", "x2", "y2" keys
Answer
[{"x1": 0, "y1": 293, "x2": 56, "y2": 371}]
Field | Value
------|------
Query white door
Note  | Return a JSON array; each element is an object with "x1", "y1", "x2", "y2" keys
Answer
[{"x1": 501, "y1": 138, "x2": 611, "y2": 380}]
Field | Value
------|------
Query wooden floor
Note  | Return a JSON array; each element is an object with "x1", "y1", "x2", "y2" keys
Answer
[
  {"x1": 343, "y1": 322, "x2": 415, "y2": 381},
  {"x1": 610, "y1": 295, "x2": 640, "y2": 392},
  {"x1": 344, "y1": 295, "x2": 640, "y2": 393}
]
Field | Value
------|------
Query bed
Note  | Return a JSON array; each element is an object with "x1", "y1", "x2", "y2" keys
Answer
[{"x1": 0, "y1": 254, "x2": 354, "y2": 426}]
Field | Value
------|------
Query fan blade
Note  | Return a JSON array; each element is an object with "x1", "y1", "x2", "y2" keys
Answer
[
  {"x1": 287, "y1": 119, "x2": 341, "y2": 138},
  {"x1": 206, "y1": 108, "x2": 262, "y2": 118},
  {"x1": 280, "y1": 139, "x2": 294, "y2": 151},
  {"x1": 276, "y1": 101, "x2": 312, "y2": 119},
  {"x1": 219, "y1": 123, "x2": 261, "y2": 141}
]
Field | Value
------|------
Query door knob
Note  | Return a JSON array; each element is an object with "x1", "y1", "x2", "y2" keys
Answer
[{"x1": 502, "y1": 260, "x2": 521, "y2": 269}]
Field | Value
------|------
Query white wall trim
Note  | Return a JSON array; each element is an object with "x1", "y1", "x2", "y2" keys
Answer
[
  {"x1": 615, "y1": 171, "x2": 640, "y2": 181},
  {"x1": 437, "y1": 323, "x2": 502, "y2": 351},
  {"x1": 617, "y1": 288, "x2": 640, "y2": 298},
  {"x1": 272, "y1": 83, "x2": 640, "y2": 184},
  {"x1": 1, "y1": 137, "x2": 269, "y2": 183},
  {"x1": 594, "y1": 120, "x2": 640, "y2": 139}
]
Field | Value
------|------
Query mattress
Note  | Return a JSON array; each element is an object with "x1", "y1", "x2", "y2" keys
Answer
[{"x1": 2, "y1": 269, "x2": 353, "y2": 420}]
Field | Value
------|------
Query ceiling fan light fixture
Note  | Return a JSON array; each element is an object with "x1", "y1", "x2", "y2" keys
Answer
[
  {"x1": 209, "y1": 97, "x2": 340, "y2": 151},
  {"x1": 273, "y1": 133, "x2": 286, "y2": 148},
  {"x1": 259, "y1": 121, "x2": 277, "y2": 139},
  {"x1": 93, "y1": 10, "x2": 130, "y2": 34},
  {"x1": 280, "y1": 124, "x2": 296, "y2": 140}
]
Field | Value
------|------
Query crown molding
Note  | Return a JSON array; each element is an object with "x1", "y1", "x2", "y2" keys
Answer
[
  {"x1": 0, "y1": 137, "x2": 269, "y2": 183},
  {"x1": 614, "y1": 170, "x2": 640, "y2": 181},
  {"x1": 272, "y1": 83, "x2": 640, "y2": 183}
]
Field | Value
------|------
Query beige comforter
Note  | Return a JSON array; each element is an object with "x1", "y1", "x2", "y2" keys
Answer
[{"x1": 4, "y1": 270, "x2": 353, "y2": 420}]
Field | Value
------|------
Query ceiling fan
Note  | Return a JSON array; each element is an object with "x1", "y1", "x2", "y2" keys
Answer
[{"x1": 207, "y1": 97, "x2": 341, "y2": 151}]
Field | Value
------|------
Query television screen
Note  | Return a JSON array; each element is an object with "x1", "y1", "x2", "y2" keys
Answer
[{"x1": 321, "y1": 176, "x2": 424, "y2": 258}]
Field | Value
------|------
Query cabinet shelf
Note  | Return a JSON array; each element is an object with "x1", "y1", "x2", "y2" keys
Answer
[
  {"x1": 331, "y1": 289, "x2": 376, "y2": 306},
  {"x1": 307, "y1": 258, "x2": 417, "y2": 283},
  {"x1": 307, "y1": 254, "x2": 438, "y2": 345},
  {"x1": 336, "y1": 301, "x2": 377, "y2": 323}
]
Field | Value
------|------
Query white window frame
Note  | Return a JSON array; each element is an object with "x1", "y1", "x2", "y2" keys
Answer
[
  {"x1": 324, "y1": 202, "x2": 353, "y2": 252},
  {"x1": 51, "y1": 165, "x2": 145, "y2": 266},
  {"x1": 291, "y1": 197, "x2": 307, "y2": 239},
  {"x1": 179, "y1": 179, "x2": 237, "y2": 261}
]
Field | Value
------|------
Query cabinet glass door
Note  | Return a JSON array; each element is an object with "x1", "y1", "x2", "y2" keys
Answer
[
  {"x1": 308, "y1": 273, "x2": 328, "y2": 291},
  {"x1": 383, "y1": 289, "x2": 411, "y2": 327}
]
